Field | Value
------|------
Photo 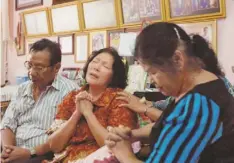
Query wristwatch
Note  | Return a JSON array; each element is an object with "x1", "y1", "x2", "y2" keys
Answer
[{"x1": 29, "y1": 148, "x2": 37, "y2": 158}]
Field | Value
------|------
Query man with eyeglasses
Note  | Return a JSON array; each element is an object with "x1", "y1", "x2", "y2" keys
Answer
[{"x1": 0, "y1": 39, "x2": 78, "y2": 163}]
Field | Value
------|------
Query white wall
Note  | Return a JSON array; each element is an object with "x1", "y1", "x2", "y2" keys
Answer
[
  {"x1": 0, "y1": 0, "x2": 3, "y2": 85},
  {"x1": 217, "y1": 0, "x2": 234, "y2": 84}
]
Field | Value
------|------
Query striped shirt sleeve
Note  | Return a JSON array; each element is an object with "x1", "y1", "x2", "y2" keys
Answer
[
  {"x1": 0, "y1": 87, "x2": 21, "y2": 133},
  {"x1": 146, "y1": 93, "x2": 222, "y2": 163}
]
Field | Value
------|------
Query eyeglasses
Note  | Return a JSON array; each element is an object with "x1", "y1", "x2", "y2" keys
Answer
[{"x1": 24, "y1": 61, "x2": 52, "y2": 72}]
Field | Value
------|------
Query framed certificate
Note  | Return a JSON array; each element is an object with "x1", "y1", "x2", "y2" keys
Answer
[
  {"x1": 49, "y1": 1, "x2": 82, "y2": 35},
  {"x1": 81, "y1": 0, "x2": 118, "y2": 30},
  {"x1": 22, "y1": 8, "x2": 51, "y2": 38},
  {"x1": 58, "y1": 35, "x2": 74, "y2": 55},
  {"x1": 75, "y1": 33, "x2": 89, "y2": 63}
]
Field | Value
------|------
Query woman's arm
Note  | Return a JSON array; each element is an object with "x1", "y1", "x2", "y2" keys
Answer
[
  {"x1": 47, "y1": 91, "x2": 81, "y2": 153},
  {"x1": 116, "y1": 92, "x2": 163, "y2": 122},
  {"x1": 48, "y1": 111, "x2": 81, "y2": 153},
  {"x1": 131, "y1": 123, "x2": 154, "y2": 142},
  {"x1": 84, "y1": 112, "x2": 108, "y2": 147}
]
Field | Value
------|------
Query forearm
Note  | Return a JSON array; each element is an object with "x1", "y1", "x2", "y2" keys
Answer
[
  {"x1": 145, "y1": 107, "x2": 162, "y2": 121},
  {"x1": 1, "y1": 128, "x2": 16, "y2": 147},
  {"x1": 84, "y1": 113, "x2": 108, "y2": 147},
  {"x1": 48, "y1": 112, "x2": 81, "y2": 153},
  {"x1": 131, "y1": 123, "x2": 154, "y2": 142},
  {"x1": 34, "y1": 141, "x2": 51, "y2": 155}
]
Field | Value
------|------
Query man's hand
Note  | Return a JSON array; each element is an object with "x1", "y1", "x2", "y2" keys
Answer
[
  {"x1": 1, "y1": 145, "x2": 30, "y2": 163},
  {"x1": 1, "y1": 147, "x2": 12, "y2": 162}
]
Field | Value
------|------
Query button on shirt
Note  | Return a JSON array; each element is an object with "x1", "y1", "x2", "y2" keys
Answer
[{"x1": 0, "y1": 74, "x2": 79, "y2": 149}]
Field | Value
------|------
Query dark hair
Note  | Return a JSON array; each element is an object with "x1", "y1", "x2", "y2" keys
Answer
[
  {"x1": 83, "y1": 47, "x2": 127, "y2": 89},
  {"x1": 30, "y1": 38, "x2": 61, "y2": 66},
  {"x1": 190, "y1": 34, "x2": 224, "y2": 76},
  {"x1": 134, "y1": 22, "x2": 224, "y2": 76}
]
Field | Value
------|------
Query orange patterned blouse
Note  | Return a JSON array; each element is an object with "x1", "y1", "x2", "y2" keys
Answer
[{"x1": 54, "y1": 87, "x2": 138, "y2": 163}]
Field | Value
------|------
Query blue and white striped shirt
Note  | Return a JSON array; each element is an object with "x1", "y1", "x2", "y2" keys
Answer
[
  {"x1": 0, "y1": 74, "x2": 78, "y2": 150},
  {"x1": 147, "y1": 93, "x2": 223, "y2": 163}
]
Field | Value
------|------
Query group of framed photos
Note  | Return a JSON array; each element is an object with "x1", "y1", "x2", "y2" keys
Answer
[
  {"x1": 19, "y1": 0, "x2": 223, "y2": 61},
  {"x1": 21, "y1": 0, "x2": 225, "y2": 37}
]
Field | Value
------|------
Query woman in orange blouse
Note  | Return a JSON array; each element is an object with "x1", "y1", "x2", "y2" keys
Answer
[{"x1": 46, "y1": 48, "x2": 138, "y2": 163}]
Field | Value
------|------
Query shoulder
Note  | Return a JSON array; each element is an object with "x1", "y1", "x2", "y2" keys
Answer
[
  {"x1": 56, "y1": 74, "x2": 79, "y2": 94},
  {"x1": 166, "y1": 92, "x2": 221, "y2": 124},
  {"x1": 16, "y1": 81, "x2": 32, "y2": 95},
  {"x1": 191, "y1": 79, "x2": 232, "y2": 109},
  {"x1": 104, "y1": 88, "x2": 123, "y2": 100}
]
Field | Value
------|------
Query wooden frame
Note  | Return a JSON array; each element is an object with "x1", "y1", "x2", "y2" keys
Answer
[
  {"x1": 58, "y1": 34, "x2": 74, "y2": 55},
  {"x1": 125, "y1": 27, "x2": 141, "y2": 33},
  {"x1": 165, "y1": 0, "x2": 226, "y2": 22},
  {"x1": 22, "y1": 8, "x2": 51, "y2": 38},
  {"x1": 49, "y1": 1, "x2": 82, "y2": 35},
  {"x1": 117, "y1": 0, "x2": 165, "y2": 28},
  {"x1": 80, "y1": 0, "x2": 119, "y2": 31},
  {"x1": 177, "y1": 20, "x2": 217, "y2": 52},
  {"x1": 16, "y1": 0, "x2": 43, "y2": 11},
  {"x1": 89, "y1": 31, "x2": 107, "y2": 53},
  {"x1": 107, "y1": 29, "x2": 124, "y2": 50},
  {"x1": 16, "y1": 36, "x2": 25, "y2": 56},
  {"x1": 25, "y1": 39, "x2": 37, "y2": 55},
  {"x1": 75, "y1": 33, "x2": 89, "y2": 63}
]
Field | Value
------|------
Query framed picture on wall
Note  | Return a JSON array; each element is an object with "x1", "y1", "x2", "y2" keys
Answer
[
  {"x1": 15, "y1": 36, "x2": 25, "y2": 56},
  {"x1": 178, "y1": 20, "x2": 217, "y2": 52},
  {"x1": 107, "y1": 29, "x2": 124, "y2": 50},
  {"x1": 118, "y1": 0, "x2": 164, "y2": 27},
  {"x1": 49, "y1": 1, "x2": 82, "y2": 35},
  {"x1": 75, "y1": 33, "x2": 89, "y2": 63},
  {"x1": 81, "y1": 0, "x2": 118, "y2": 30},
  {"x1": 58, "y1": 35, "x2": 74, "y2": 55},
  {"x1": 165, "y1": 0, "x2": 226, "y2": 21},
  {"x1": 26, "y1": 39, "x2": 36, "y2": 55},
  {"x1": 22, "y1": 8, "x2": 51, "y2": 38},
  {"x1": 89, "y1": 31, "x2": 107, "y2": 53},
  {"x1": 16, "y1": 0, "x2": 43, "y2": 10}
]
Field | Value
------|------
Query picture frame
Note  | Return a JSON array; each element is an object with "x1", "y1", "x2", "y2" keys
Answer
[
  {"x1": 177, "y1": 20, "x2": 217, "y2": 52},
  {"x1": 15, "y1": 0, "x2": 43, "y2": 11},
  {"x1": 89, "y1": 31, "x2": 107, "y2": 53},
  {"x1": 165, "y1": 0, "x2": 226, "y2": 21},
  {"x1": 75, "y1": 33, "x2": 89, "y2": 63},
  {"x1": 49, "y1": 1, "x2": 82, "y2": 35},
  {"x1": 22, "y1": 8, "x2": 51, "y2": 38},
  {"x1": 26, "y1": 39, "x2": 36, "y2": 55},
  {"x1": 107, "y1": 29, "x2": 124, "y2": 50},
  {"x1": 52, "y1": 0, "x2": 75, "y2": 5},
  {"x1": 15, "y1": 36, "x2": 25, "y2": 56},
  {"x1": 80, "y1": 0, "x2": 119, "y2": 31},
  {"x1": 58, "y1": 34, "x2": 74, "y2": 55},
  {"x1": 118, "y1": 0, "x2": 165, "y2": 27}
]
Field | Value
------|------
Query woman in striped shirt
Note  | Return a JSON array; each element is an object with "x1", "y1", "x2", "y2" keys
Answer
[{"x1": 105, "y1": 22, "x2": 234, "y2": 163}]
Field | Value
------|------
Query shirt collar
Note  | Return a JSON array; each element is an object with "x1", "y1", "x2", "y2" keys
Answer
[
  {"x1": 80, "y1": 85, "x2": 118, "y2": 107},
  {"x1": 23, "y1": 74, "x2": 63, "y2": 97},
  {"x1": 51, "y1": 74, "x2": 63, "y2": 91}
]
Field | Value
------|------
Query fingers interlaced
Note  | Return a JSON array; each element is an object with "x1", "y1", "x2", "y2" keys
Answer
[{"x1": 75, "y1": 91, "x2": 93, "y2": 102}]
